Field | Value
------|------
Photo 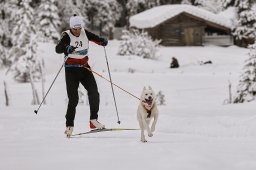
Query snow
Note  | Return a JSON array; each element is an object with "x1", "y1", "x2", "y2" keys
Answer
[
  {"x1": 1, "y1": 41, "x2": 256, "y2": 170},
  {"x1": 130, "y1": 4, "x2": 233, "y2": 29}
]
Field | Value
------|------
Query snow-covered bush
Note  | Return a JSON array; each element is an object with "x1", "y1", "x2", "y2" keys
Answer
[
  {"x1": 118, "y1": 29, "x2": 161, "y2": 60},
  {"x1": 233, "y1": 41, "x2": 256, "y2": 103},
  {"x1": 118, "y1": 30, "x2": 133, "y2": 56},
  {"x1": 156, "y1": 90, "x2": 166, "y2": 105}
]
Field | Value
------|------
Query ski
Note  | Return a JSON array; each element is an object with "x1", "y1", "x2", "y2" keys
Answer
[{"x1": 71, "y1": 128, "x2": 139, "y2": 137}]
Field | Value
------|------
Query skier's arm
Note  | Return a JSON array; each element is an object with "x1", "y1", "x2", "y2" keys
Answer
[
  {"x1": 55, "y1": 33, "x2": 71, "y2": 55},
  {"x1": 85, "y1": 29, "x2": 108, "y2": 46}
]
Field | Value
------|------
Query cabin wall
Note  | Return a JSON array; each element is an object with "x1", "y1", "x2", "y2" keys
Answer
[{"x1": 144, "y1": 13, "x2": 231, "y2": 46}]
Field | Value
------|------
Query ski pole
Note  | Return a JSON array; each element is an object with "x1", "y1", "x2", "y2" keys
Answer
[
  {"x1": 103, "y1": 47, "x2": 120, "y2": 124},
  {"x1": 34, "y1": 56, "x2": 68, "y2": 114}
]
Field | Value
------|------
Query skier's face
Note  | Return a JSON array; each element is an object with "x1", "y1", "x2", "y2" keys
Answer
[{"x1": 71, "y1": 28, "x2": 81, "y2": 37}]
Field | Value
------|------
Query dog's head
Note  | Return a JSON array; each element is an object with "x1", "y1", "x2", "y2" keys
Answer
[{"x1": 140, "y1": 86, "x2": 156, "y2": 109}]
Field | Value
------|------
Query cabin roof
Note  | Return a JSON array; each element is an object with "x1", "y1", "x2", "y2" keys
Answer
[{"x1": 130, "y1": 4, "x2": 233, "y2": 30}]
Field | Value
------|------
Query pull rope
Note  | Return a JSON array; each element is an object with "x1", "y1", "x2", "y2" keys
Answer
[{"x1": 83, "y1": 66, "x2": 141, "y2": 101}]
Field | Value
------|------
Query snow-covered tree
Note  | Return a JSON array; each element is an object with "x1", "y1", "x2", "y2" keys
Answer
[
  {"x1": 10, "y1": 0, "x2": 40, "y2": 83},
  {"x1": 126, "y1": 0, "x2": 160, "y2": 17},
  {"x1": 0, "y1": 1, "x2": 11, "y2": 46},
  {"x1": 37, "y1": 0, "x2": 61, "y2": 42},
  {"x1": 56, "y1": 0, "x2": 84, "y2": 31},
  {"x1": 95, "y1": 0, "x2": 121, "y2": 36},
  {"x1": 160, "y1": 0, "x2": 181, "y2": 5},
  {"x1": 222, "y1": 0, "x2": 239, "y2": 8},
  {"x1": 222, "y1": 0, "x2": 256, "y2": 47},
  {"x1": 118, "y1": 29, "x2": 161, "y2": 59},
  {"x1": 233, "y1": 0, "x2": 256, "y2": 47},
  {"x1": 233, "y1": 41, "x2": 256, "y2": 103},
  {"x1": 85, "y1": 0, "x2": 121, "y2": 37},
  {"x1": 193, "y1": 0, "x2": 223, "y2": 13},
  {"x1": 181, "y1": 0, "x2": 192, "y2": 5},
  {"x1": 0, "y1": 1, "x2": 13, "y2": 67}
]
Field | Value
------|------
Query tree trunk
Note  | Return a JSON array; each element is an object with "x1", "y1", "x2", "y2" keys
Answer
[
  {"x1": 40, "y1": 58, "x2": 46, "y2": 104},
  {"x1": 109, "y1": 27, "x2": 113, "y2": 40},
  {"x1": 29, "y1": 68, "x2": 40, "y2": 105},
  {"x1": 228, "y1": 80, "x2": 232, "y2": 103},
  {"x1": 4, "y1": 80, "x2": 9, "y2": 106}
]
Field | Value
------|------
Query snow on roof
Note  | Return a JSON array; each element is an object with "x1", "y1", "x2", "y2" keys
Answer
[{"x1": 130, "y1": 4, "x2": 233, "y2": 29}]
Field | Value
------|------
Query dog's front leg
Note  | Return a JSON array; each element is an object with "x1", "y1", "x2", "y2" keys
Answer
[
  {"x1": 143, "y1": 118, "x2": 153, "y2": 137},
  {"x1": 139, "y1": 121, "x2": 146, "y2": 142},
  {"x1": 151, "y1": 114, "x2": 158, "y2": 132},
  {"x1": 141, "y1": 129, "x2": 146, "y2": 142}
]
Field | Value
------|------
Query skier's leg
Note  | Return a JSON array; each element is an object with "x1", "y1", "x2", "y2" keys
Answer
[
  {"x1": 80, "y1": 66, "x2": 100, "y2": 120},
  {"x1": 65, "y1": 68, "x2": 79, "y2": 127}
]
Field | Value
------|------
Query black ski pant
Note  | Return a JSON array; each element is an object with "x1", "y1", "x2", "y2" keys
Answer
[{"x1": 65, "y1": 65, "x2": 99, "y2": 127}]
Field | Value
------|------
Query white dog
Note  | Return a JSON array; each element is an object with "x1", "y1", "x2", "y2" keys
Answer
[{"x1": 137, "y1": 86, "x2": 159, "y2": 142}]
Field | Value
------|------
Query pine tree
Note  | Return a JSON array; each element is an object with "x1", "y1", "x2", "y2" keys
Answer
[
  {"x1": 10, "y1": 0, "x2": 40, "y2": 83},
  {"x1": 181, "y1": 0, "x2": 192, "y2": 5},
  {"x1": 57, "y1": 0, "x2": 84, "y2": 30},
  {"x1": 160, "y1": 0, "x2": 181, "y2": 5},
  {"x1": 233, "y1": 0, "x2": 256, "y2": 47},
  {"x1": 193, "y1": 0, "x2": 223, "y2": 13},
  {"x1": 0, "y1": 0, "x2": 13, "y2": 67},
  {"x1": 126, "y1": 0, "x2": 160, "y2": 17},
  {"x1": 223, "y1": 0, "x2": 256, "y2": 47},
  {"x1": 234, "y1": 41, "x2": 256, "y2": 103},
  {"x1": 222, "y1": 0, "x2": 239, "y2": 8},
  {"x1": 37, "y1": 0, "x2": 61, "y2": 42},
  {"x1": 85, "y1": 0, "x2": 121, "y2": 37}
]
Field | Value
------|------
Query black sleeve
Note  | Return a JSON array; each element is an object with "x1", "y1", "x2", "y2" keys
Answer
[
  {"x1": 85, "y1": 29, "x2": 104, "y2": 45},
  {"x1": 55, "y1": 32, "x2": 70, "y2": 54}
]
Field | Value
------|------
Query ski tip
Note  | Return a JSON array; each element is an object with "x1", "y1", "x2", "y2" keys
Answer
[{"x1": 34, "y1": 110, "x2": 38, "y2": 114}]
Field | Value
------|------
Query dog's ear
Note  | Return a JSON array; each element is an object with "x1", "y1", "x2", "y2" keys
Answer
[
  {"x1": 143, "y1": 86, "x2": 146, "y2": 90},
  {"x1": 148, "y1": 86, "x2": 152, "y2": 90}
]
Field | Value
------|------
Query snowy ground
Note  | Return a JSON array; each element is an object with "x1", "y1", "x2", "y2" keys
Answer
[{"x1": 1, "y1": 41, "x2": 256, "y2": 170}]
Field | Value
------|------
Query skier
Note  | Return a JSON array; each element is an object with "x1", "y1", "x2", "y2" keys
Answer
[{"x1": 55, "y1": 15, "x2": 108, "y2": 137}]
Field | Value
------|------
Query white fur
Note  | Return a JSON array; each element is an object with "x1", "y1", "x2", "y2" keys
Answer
[{"x1": 137, "y1": 86, "x2": 159, "y2": 142}]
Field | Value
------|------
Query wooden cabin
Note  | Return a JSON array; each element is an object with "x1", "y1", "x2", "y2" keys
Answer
[{"x1": 130, "y1": 5, "x2": 234, "y2": 46}]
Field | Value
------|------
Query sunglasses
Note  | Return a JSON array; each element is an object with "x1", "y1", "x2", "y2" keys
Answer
[{"x1": 72, "y1": 27, "x2": 82, "y2": 31}]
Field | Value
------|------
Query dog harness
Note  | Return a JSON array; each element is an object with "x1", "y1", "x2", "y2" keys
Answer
[
  {"x1": 143, "y1": 103, "x2": 153, "y2": 118},
  {"x1": 146, "y1": 110, "x2": 151, "y2": 118}
]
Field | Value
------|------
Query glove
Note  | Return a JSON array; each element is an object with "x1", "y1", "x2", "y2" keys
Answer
[
  {"x1": 66, "y1": 45, "x2": 77, "y2": 54},
  {"x1": 100, "y1": 38, "x2": 108, "y2": 46}
]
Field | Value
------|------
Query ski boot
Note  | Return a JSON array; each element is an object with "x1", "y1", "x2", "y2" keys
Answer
[
  {"x1": 64, "y1": 126, "x2": 74, "y2": 138},
  {"x1": 90, "y1": 119, "x2": 105, "y2": 129}
]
